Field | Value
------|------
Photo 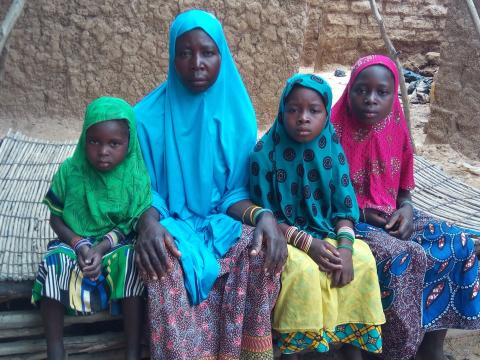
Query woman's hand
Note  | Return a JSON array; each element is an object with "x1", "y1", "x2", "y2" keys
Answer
[
  {"x1": 385, "y1": 204, "x2": 414, "y2": 240},
  {"x1": 135, "y1": 208, "x2": 181, "y2": 280},
  {"x1": 307, "y1": 238, "x2": 343, "y2": 273},
  {"x1": 362, "y1": 208, "x2": 388, "y2": 228},
  {"x1": 331, "y1": 248, "x2": 354, "y2": 288},
  {"x1": 251, "y1": 211, "x2": 287, "y2": 276}
]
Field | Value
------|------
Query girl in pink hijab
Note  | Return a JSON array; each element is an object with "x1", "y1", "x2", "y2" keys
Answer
[{"x1": 332, "y1": 55, "x2": 480, "y2": 360}]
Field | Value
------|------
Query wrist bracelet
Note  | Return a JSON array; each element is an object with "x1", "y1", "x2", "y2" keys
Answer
[
  {"x1": 285, "y1": 226, "x2": 297, "y2": 243},
  {"x1": 249, "y1": 206, "x2": 262, "y2": 225},
  {"x1": 253, "y1": 208, "x2": 273, "y2": 225},
  {"x1": 242, "y1": 205, "x2": 256, "y2": 224},
  {"x1": 74, "y1": 238, "x2": 93, "y2": 252},
  {"x1": 337, "y1": 244, "x2": 354, "y2": 253},
  {"x1": 400, "y1": 200, "x2": 414, "y2": 208},
  {"x1": 70, "y1": 235, "x2": 82, "y2": 249}
]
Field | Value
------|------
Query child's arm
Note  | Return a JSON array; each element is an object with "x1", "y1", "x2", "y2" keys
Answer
[
  {"x1": 278, "y1": 223, "x2": 342, "y2": 273},
  {"x1": 49, "y1": 213, "x2": 79, "y2": 244},
  {"x1": 332, "y1": 219, "x2": 355, "y2": 288},
  {"x1": 385, "y1": 189, "x2": 414, "y2": 240},
  {"x1": 49, "y1": 213, "x2": 94, "y2": 275}
]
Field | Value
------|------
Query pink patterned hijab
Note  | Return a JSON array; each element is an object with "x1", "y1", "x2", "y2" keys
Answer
[{"x1": 331, "y1": 55, "x2": 415, "y2": 215}]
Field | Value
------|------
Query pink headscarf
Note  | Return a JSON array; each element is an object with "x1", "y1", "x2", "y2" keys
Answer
[{"x1": 331, "y1": 55, "x2": 415, "y2": 215}]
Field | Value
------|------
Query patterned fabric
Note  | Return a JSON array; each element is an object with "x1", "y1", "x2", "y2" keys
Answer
[
  {"x1": 43, "y1": 97, "x2": 151, "y2": 241},
  {"x1": 278, "y1": 323, "x2": 382, "y2": 354},
  {"x1": 355, "y1": 209, "x2": 480, "y2": 360},
  {"x1": 273, "y1": 242, "x2": 385, "y2": 354},
  {"x1": 250, "y1": 73, "x2": 359, "y2": 239},
  {"x1": 32, "y1": 240, "x2": 144, "y2": 315},
  {"x1": 135, "y1": 9, "x2": 257, "y2": 305},
  {"x1": 331, "y1": 55, "x2": 415, "y2": 215},
  {"x1": 146, "y1": 227, "x2": 280, "y2": 360}
]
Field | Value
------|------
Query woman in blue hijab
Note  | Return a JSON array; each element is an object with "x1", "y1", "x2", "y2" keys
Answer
[{"x1": 134, "y1": 9, "x2": 287, "y2": 360}]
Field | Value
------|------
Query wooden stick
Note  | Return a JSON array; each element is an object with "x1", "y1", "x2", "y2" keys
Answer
[
  {"x1": 0, "y1": 0, "x2": 26, "y2": 53},
  {"x1": 0, "y1": 331, "x2": 124, "y2": 356},
  {"x1": 0, "y1": 309, "x2": 121, "y2": 330},
  {"x1": 466, "y1": 0, "x2": 480, "y2": 38},
  {"x1": 368, "y1": 0, "x2": 415, "y2": 151}
]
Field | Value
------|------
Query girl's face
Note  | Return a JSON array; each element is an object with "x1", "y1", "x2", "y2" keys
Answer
[
  {"x1": 85, "y1": 120, "x2": 129, "y2": 172},
  {"x1": 283, "y1": 85, "x2": 327, "y2": 143},
  {"x1": 349, "y1": 65, "x2": 395, "y2": 126},
  {"x1": 174, "y1": 28, "x2": 221, "y2": 93}
]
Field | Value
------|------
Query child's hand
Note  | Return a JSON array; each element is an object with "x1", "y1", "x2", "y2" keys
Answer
[
  {"x1": 76, "y1": 245, "x2": 90, "y2": 269},
  {"x1": 79, "y1": 247, "x2": 103, "y2": 280},
  {"x1": 362, "y1": 208, "x2": 388, "y2": 228},
  {"x1": 307, "y1": 238, "x2": 343, "y2": 273},
  {"x1": 385, "y1": 205, "x2": 414, "y2": 240},
  {"x1": 331, "y1": 248, "x2": 354, "y2": 288}
]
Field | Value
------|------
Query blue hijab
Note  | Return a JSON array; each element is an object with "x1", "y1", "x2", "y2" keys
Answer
[{"x1": 134, "y1": 10, "x2": 257, "y2": 304}]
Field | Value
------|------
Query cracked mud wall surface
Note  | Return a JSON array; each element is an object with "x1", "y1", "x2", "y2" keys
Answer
[
  {"x1": 427, "y1": 0, "x2": 480, "y2": 158},
  {"x1": 0, "y1": 0, "x2": 450, "y2": 139},
  {"x1": 302, "y1": 0, "x2": 449, "y2": 69},
  {"x1": 0, "y1": 0, "x2": 307, "y2": 135}
]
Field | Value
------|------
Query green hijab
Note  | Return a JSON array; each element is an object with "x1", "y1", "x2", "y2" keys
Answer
[
  {"x1": 250, "y1": 74, "x2": 359, "y2": 238},
  {"x1": 44, "y1": 97, "x2": 152, "y2": 241}
]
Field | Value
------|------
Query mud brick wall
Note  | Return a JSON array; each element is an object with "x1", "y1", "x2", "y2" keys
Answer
[
  {"x1": 302, "y1": 0, "x2": 449, "y2": 69},
  {"x1": 0, "y1": 0, "x2": 451, "y2": 133},
  {"x1": 427, "y1": 0, "x2": 480, "y2": 158},
  {"x1": 0, "y1": 0, "x2": 307, "y2": 128}
]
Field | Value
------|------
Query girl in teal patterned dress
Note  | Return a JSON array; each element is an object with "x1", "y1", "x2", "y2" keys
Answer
[{"x1": 250, "y1": 73, "x2": 385, "y2": 359}]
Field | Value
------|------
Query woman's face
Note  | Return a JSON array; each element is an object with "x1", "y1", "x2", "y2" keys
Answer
[
  {"x1": 283, "y1": 86, "x2": 327, "y2": 143},
  {"x1": 349, "y1": 65, "x2": 395, "y2": 126},
  {"x1": 174, "y1": 28, "x2": 221, "y2": 93}
]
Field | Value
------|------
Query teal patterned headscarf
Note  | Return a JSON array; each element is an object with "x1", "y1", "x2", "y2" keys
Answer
[{"x1": 250, "y1": 74, "x2": 359, "y2": 238}]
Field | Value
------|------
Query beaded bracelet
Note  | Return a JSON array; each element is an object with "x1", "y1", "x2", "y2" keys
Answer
[
  {"x1": 103, "y1": 229, "x2": 124, "y2": 249},
  {"x1": 74, "y1": 238, "x2": 93, "y2": 252},
  {"x1": 70, "y1": 235, "x2": 83, "y2": 249}
]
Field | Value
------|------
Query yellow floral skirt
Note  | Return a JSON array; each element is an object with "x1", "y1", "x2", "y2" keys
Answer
[{"x1": 273, "y1": 239, "x2": 386, "y2": 354}]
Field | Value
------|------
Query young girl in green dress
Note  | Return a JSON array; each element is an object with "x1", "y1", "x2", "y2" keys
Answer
[
  {"x1": 32, "y1": 97, "x2": 151, "y2": 359},
  {"x1": 250, "y1": 74, "x2": 385, "y2": 359}
]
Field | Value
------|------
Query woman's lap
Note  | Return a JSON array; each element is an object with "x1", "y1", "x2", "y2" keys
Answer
[
  {"x1": 146, "y1": 225, "x2": 280, "y2": 360},
  {"x1": 355, "y1": 208, "x2": 480, "y2": 359}
]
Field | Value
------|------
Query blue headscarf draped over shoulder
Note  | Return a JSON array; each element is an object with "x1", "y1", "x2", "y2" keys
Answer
[
  {"x1": 250, "y1": 74, "x2": 359, "y2": 238},
  {"x1": 134, "y1": 10, "x2": 257, "y2": 304}
]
